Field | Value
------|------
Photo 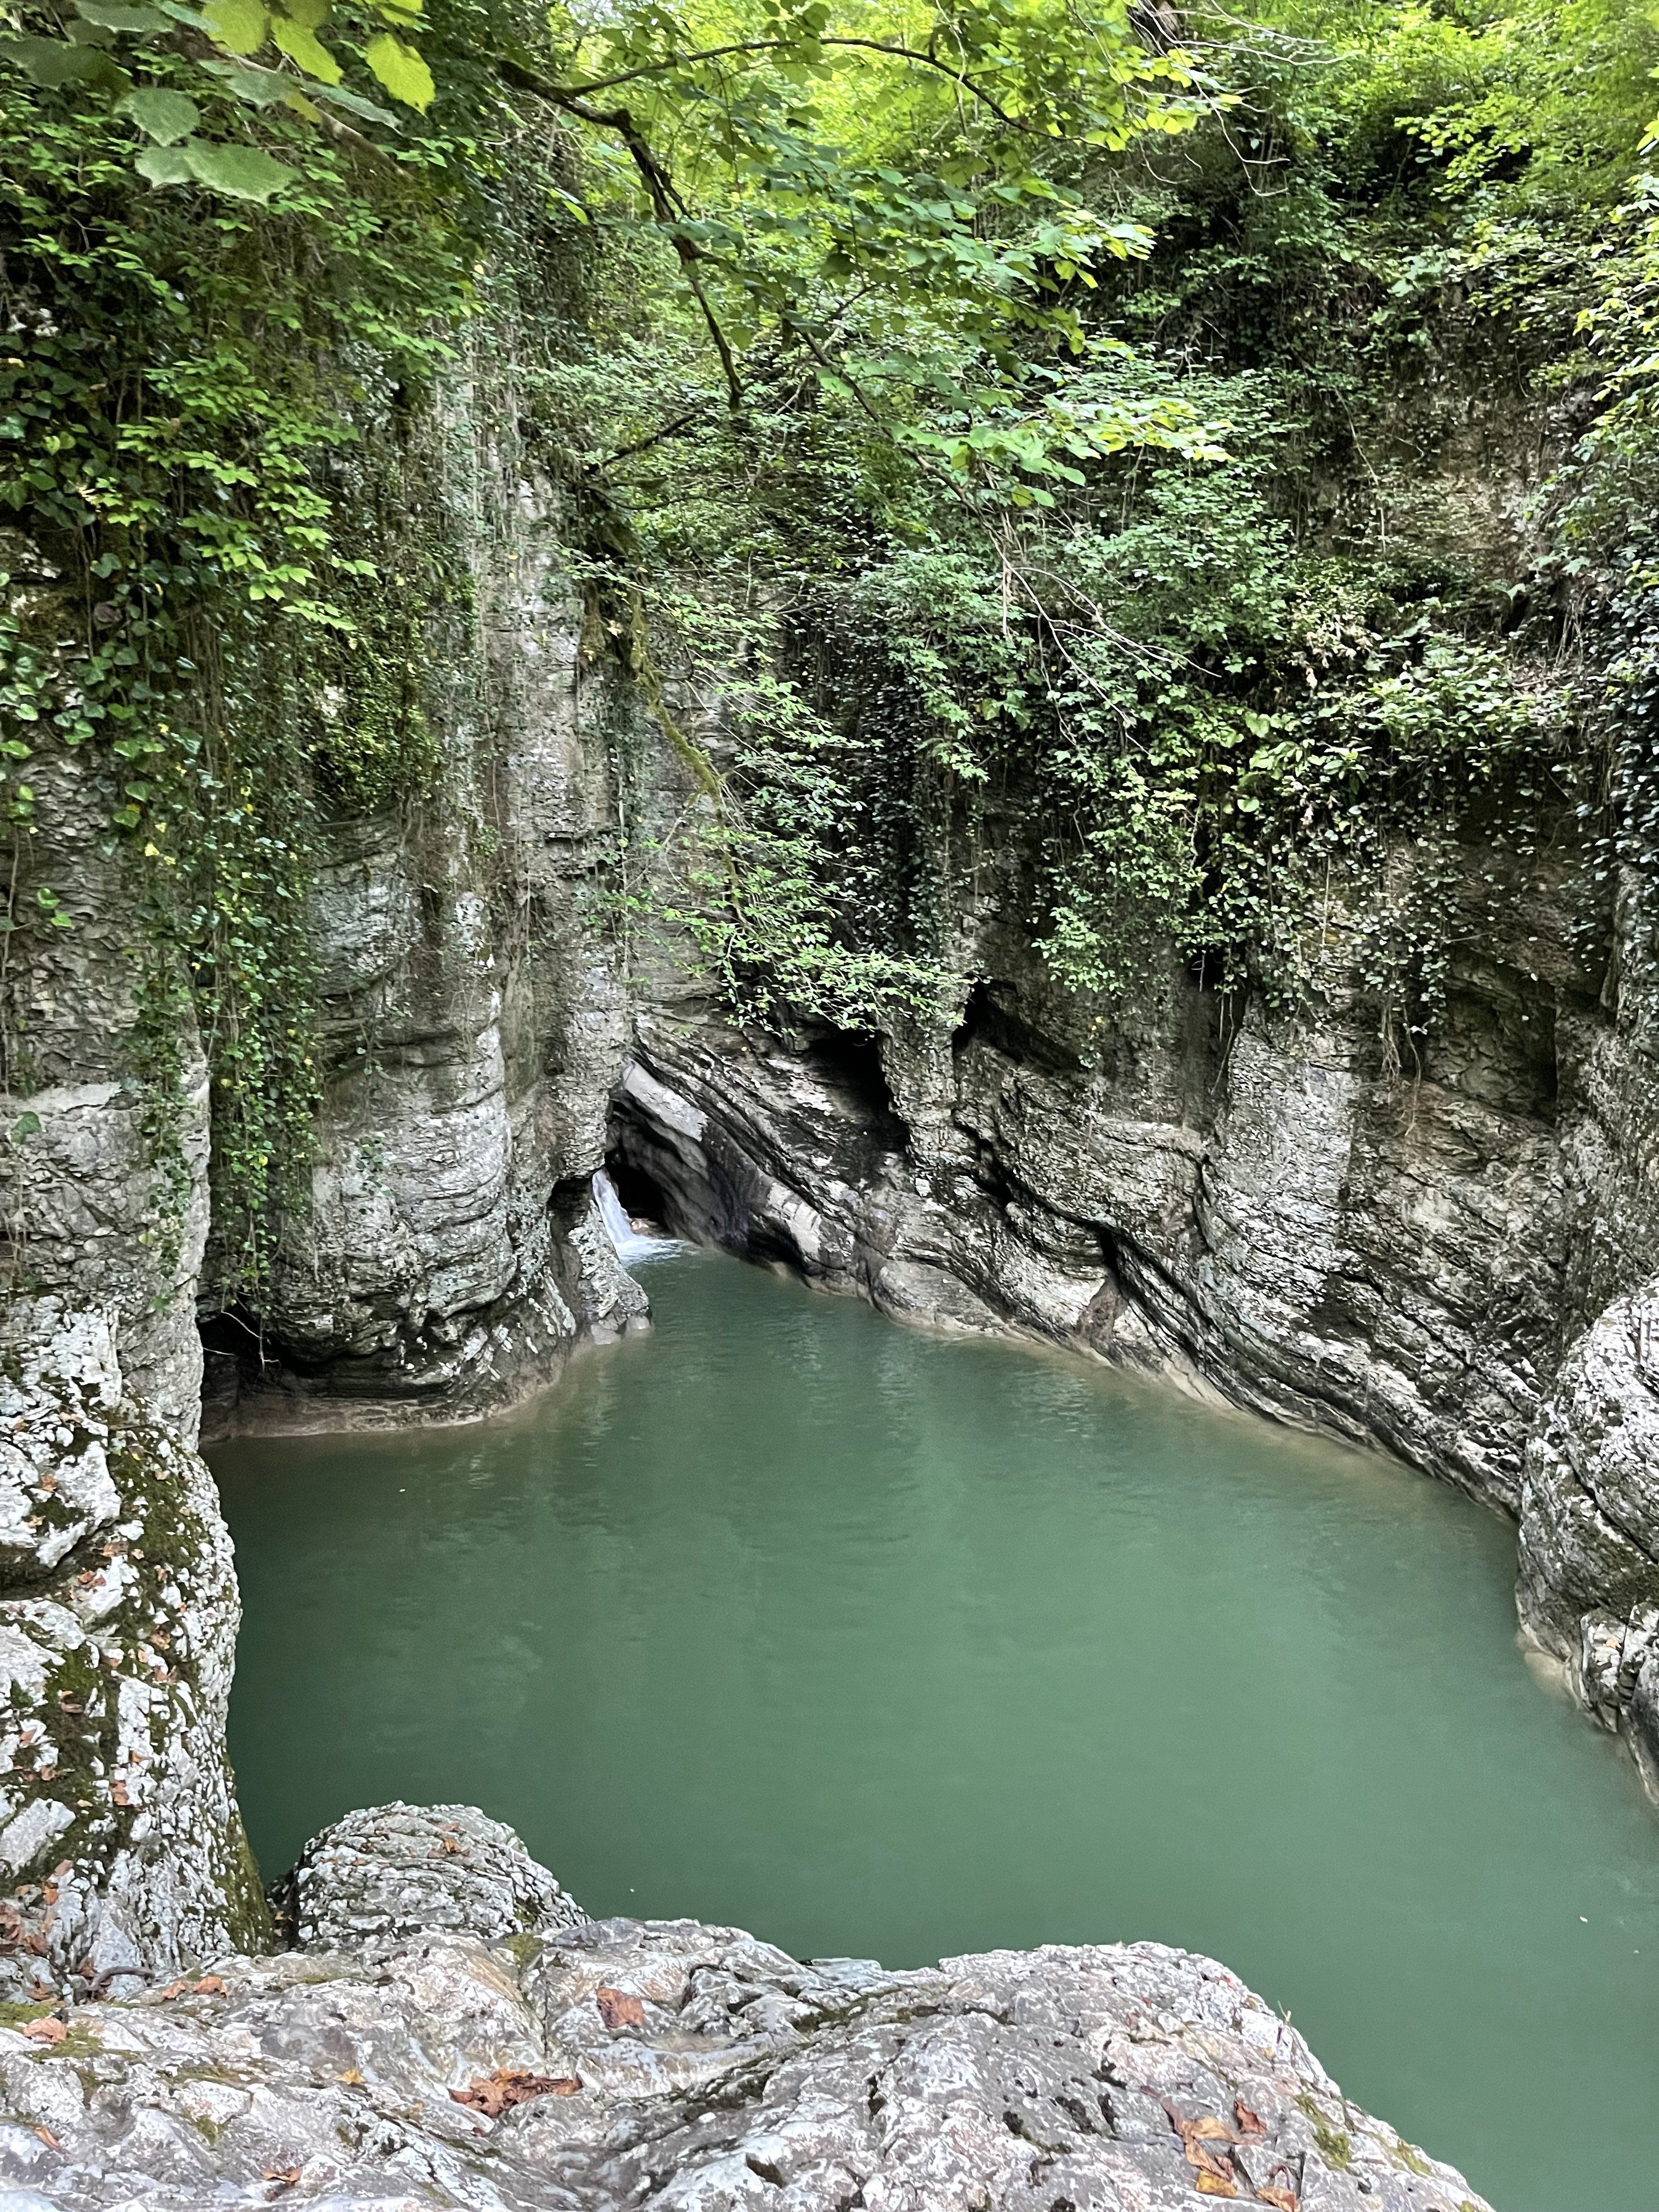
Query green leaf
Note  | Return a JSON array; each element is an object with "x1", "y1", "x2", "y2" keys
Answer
[
  {"x1": 8, "y1": 1112, "x2": 42, "y2": 1144},
  {"x1": 363, "y1": 31, "x2": 431, "y2": 110},
  {"x1": 200, "y1": 55, "x2": 290, "y2": 103},
  {"x1": 272, "y1": 7, "x2": 340, "y2": 82},
  {"x1": 73, "y1": 0, "x2": 168, "y2": 27},
  {"x1": 134, "y1": 142, "x2": 196, "y2": 185},
  {"x1": 311, "y1": 78, "x2": 398, "y2": 125},
  {"x1": 183, "y1": 136, "x2": 296, "y2": 198},
  {"x1": 1, "y1": 33, "x2": 117, "y2": 86},
  {"x1": 119, "y1": 86, "x2": 201, "y2": 142},
  {"x1": 202, "y1": 0, "x2": 269, "y2": 54}
]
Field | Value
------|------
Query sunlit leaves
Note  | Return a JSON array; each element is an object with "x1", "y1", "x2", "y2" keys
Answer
[
  {"x1": 363, "y1": 30, "x2": 432, "y2": 108},
  {"x1": 202, "y1": 0, "x2": 268, "y2": 54},
  {"x1": 272, "y1": 0, "x2": 341, "y2": 84}
]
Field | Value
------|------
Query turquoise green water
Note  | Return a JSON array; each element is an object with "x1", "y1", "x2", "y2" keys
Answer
[{"x1": 213, "y1": 1249, "x2": 1659, "y2": 2211}]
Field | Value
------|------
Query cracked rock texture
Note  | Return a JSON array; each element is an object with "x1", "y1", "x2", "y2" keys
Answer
[
  {"x1": 0, "y1": 1807, "x2": 1491, "y2": 2212},
  {"x1": 200, "y1": 375, "x2": 648, "y2": 1433},
  {"x1": 0, "y1": 340, "x2": 645, "y2": 1990},
  {"x1": 273, "y1": 1802, "x2": 588, "y2": 1951},
  {"x1": 0, "y1": 1304, "x2": 266, "y2": 2003}
]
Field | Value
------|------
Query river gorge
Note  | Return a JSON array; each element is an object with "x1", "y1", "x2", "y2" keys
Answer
[
  {"x1": 5, "y1": 2, "x2": 1659, "y2": 2200},
  {"x1": 215, "y1": 1244, "x2": 1659, "y2": 2211}
]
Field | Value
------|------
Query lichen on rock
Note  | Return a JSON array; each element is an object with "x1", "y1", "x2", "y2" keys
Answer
[
  {"x1": 0, "y1": 1303, "x2": 267, "y2": 2003},
  {"x1": 273, "y1": 1801, "x2": 588, "y2": 1951}
]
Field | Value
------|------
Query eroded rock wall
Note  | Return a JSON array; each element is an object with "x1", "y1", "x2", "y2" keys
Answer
[
  {"x1": 0, "y1": 338, "x2": 649, "y2": 1978},
  {"x1": 0, "y1": 1305, "x2": 266, "y2": 1999},
  {"x1": 612, "y1": 811, "x2": 1659, "y2": 1786},
  {"x1": 204, "y1": 388, "x2": 647, "y2": 1432}
]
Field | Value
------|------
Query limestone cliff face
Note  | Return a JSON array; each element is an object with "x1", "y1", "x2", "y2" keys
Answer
[
  {"x1": 0, "y1": 1305, "x2": 266, "y2": 1996},
  {"x1": 0, "y1": 350, "x2": 648, "y2": 1976},
  {"x1": 612, "y1": 805, "x2": 1659, "y2": 1789},
  {"x1": 202, "y1": 402, "x2": 648, "y2": 1432}
]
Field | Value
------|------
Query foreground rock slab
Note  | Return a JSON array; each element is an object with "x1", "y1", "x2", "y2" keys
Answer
[{"x1": 0, "y1": 1916, "x2": 1490, "y2": 2211}]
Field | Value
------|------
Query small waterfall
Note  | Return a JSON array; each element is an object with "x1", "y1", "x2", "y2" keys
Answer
[{"x1": 593, "y1": 1168, "x2": 679, "y2": 1264}]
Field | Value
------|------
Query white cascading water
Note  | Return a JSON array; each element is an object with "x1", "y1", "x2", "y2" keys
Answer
[{"x1": 593, "y1": 1167, "x2": 678, "y2": 1264}]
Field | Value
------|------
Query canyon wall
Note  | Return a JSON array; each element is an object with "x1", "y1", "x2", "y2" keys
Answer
[
  {"x1": 0, "y1": 350, "x2": 648, "y2": 1984},
  {"x1": 612, "y1": 774, "x2": 1659, "y2": 1791},
  {"x1": 7, "y1": 340, "x2": 1659, "y2": 1977}
]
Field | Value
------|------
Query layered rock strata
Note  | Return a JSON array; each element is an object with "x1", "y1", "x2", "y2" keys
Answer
[
  {"x1": 611, "y1": 851, "x2": 1659, "y2": 1787},
  {"x1": 200, "y1": 404, "x2": 650, "y2": 1433},
  {"x1": 0, "y1": 1802, "x2": 1493, "y2": 2212},
  {"x1": 0, "y1": 351, "x2": 648, "y2": 1983}
]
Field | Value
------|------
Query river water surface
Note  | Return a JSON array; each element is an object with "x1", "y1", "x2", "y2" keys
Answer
[{"x1": 213, "y1": 1248, "x2": 1659, "y2": 2211}]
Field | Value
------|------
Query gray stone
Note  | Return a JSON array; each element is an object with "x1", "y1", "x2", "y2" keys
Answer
[
  {"x1": 274, "y1": 1802, "x2": 587, "y2": 1950},
  {"x1": 0, "y1": 1905, "x2": 1491, "y2": 2211},
  {"x1": 0, "y1": 1306, "x2": 266, "y2": 2001}
]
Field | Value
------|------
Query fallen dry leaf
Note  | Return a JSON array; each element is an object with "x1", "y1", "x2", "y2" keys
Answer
[
  {"x1": 194, "y1": 1975, "x2": 225, "y2": 1995},
  {"x1": 596, "y1": 1985, "x2": 645, "y2": 2032},
  {"x1": 1186, "y1": 2116, "x2": 1232, "y2": 2142},
  {"x1": 155, "y1": 1978, "x2": 189, "y2": 2001},
  {"x1": 22, "y1": 2016, "x2": 66, "y2": 2044},
  {"x1": 335, "y1": 2067, "x2": 365, "y2": 2085},
  {"x1": 1186, "y1": 2143, "x2": 1233, "y2": 2180},
  {"x1": 32, "y1": 2125, "x2": 60, "y2": 2150},
  {"x1": 450, "y1": 2068, "x2": 582, "y2": 2118},
  {"x1": 109, "y1": 1779, "x2": 130, "y2": 1808},
  {"x1": 1256, "y1": 2191, "x2": 1297, "y2": 2211},
  {"x1": 1194, "y1": 2175, "x2": 1238, "y2": 2200},
  {"x1": 1234, "y1": 2099, "x2": 1267, "y2": 2137},
  {"x1": 262, "y1": 2168, "x2": 302, "y2": 2192}
]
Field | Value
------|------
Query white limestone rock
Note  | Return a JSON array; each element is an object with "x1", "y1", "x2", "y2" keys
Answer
[
  {"x1": 275, "y1": 1802, "x2": 588, "y2": 1950},
  {"x1": 0, "y1": 1905, "x2": 1493, "y2": 2211}
]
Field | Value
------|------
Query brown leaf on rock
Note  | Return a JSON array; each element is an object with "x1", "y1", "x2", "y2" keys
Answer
[
  {"x1": 109, "y1": 1779, "x2": 130, "y2": 1808},
  {"x1": 262, "y1": 2168, "x2": 302, "y2": 2190},
  {"x1": 1186, "y1": 2116, "x2": 1232, "y2": 2142},
  {"x1": 195, "y1": 1975, "x2": 226, "y2": 1995},
  {"x1": 22, "y1": 2016, "x2": 65, "y2": 2043},
  {"x1": 450, "y1": 2068, "x2": 582, "y2": 2118},
  {"x1": 32, "y1": 2125, "x2": 60, "y2": 2149},
  {"x1": 155, "y1": 1978, "x2": 189, "y2": 2001},
  {"x1": 1233, "y1": 2099, "x2": 1267, "y2": 2136},
  {"x1": 596, "y1": 1985, "x2": 645, "y2": 2032},
  {"x1": 1194, "y1": 2175, "x2": 1238, "y2": 2199},
  {"x1": 1257, "y1": 2190, "x2": 1297, "y2": 2211}
]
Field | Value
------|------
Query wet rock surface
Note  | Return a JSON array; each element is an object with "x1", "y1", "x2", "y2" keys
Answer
[
  {"x1": 1519, "y1": 1276, "x2": 1659, "y2": 1787},
  {"x1": 0, "y1": 1810, "x2": 1491, "y2": 2212}
]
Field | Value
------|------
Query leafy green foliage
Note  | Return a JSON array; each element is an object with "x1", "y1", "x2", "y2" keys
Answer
[{"x1": 555, "y1": 0, "x2": 1651, "y2": 1043}]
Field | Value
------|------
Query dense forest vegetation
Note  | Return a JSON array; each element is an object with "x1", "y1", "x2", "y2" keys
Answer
[{"x1": 2, "y1": 0, "x2": 1658, "y2": 1280}]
